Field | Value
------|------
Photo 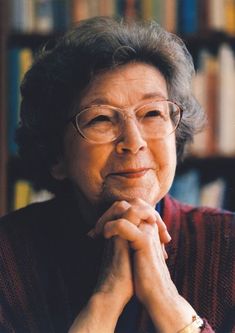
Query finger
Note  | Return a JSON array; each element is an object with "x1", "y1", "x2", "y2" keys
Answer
[
  {"x1": 88, "y1": 201, "x2": 131, "y2": 238},
  {"x1": 112, "y1": 236, "x2": 132, "y2": 260},
  {"x1": 138, "y1": 222, "x2": 167, "y2": 260},
  {"x1": 124, "y1": 199, "x2": 171, "y2": 243},
  {"x1": 154, "y1": 211, "x2": 171, "y2": 243},
  {"x1": 122, "y1": 204, "x2": 156, "y2": 227},
  {"x1": 162, "y1": 243, "x2": 168, "y2": 260},
  {"x1": 103, "y1": 218, "x2": 142, "y2": 243}
]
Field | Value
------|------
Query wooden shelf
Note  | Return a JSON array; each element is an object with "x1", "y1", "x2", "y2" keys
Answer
[
  {"x1": 182, "y1": 31, "x2": 235, "y2": 56},
  {"x1": 2, "y1": 7, "x2": 235, "y2": 215},
  {"x1": 177, "y1": 156, "x2": 235, "y2": 179},
  {"x1": 7, "y1": 32, "x2": 61, "y2": 49}
]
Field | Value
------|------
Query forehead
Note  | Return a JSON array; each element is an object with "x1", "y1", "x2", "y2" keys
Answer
[{"x1": 79, "y1": 62, "x2": 168, "y2": 109}]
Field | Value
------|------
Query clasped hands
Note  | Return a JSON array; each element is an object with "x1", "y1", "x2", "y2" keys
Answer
[{"x1": 69, "y1": 199, "x2": 199, "y2": 333}]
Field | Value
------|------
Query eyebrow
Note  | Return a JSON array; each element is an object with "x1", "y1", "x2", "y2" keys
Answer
[
  {"x1": 81, "y1": 92, "x2": 167, "y2": 109},
  {"x1": 142, "y1": 92, "x2": 167, "y2": 100}
]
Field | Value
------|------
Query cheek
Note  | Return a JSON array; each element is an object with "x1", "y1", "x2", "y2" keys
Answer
[
  {"x1": 151, "y1": 137, "x2": 176, "y2": 183},
  {"x1": 63, "y1": 131, "x2": 112, "y2": 195}
]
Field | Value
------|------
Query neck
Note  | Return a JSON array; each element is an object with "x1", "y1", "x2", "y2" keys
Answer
[{"x1": 71, "y1": 185, "x2": 108, "y2": 229}]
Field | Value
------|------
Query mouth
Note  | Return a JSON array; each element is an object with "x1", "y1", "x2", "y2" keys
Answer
[{"x1": 108, "y1": 168, "x2": 151, "y2": 179}]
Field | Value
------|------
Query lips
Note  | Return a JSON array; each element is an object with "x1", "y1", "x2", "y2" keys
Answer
[{"x1": 108, "y1": 168, "x2": 151, "y2": 178}]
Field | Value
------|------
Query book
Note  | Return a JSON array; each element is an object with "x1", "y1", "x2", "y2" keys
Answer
[
  {"x1": 152, "y1": 0, "x2": 164, "y2": 26},
  {"x1": 71, "y1": 0, "x2": 90, "y2": 22},
  {"x1": 13, "y1": 179, "x2": 32, "y2": 210},
  {"x1": 140, "y1": 0, "x2": 152, "y2": 20},
  {"x1": 10, "y1": 0, "x2": 26, "y2": 31},
  {"x1": 24, "y1": 0, "x2": 35, "y2": 32},
  {"x1": 164, "y1": 0, "x2": 177, "y2": 32},
  {"x1": 30, "y1": 189, "x2": 54, "y2": 204},
  {"x1": 124, "y1": 0, "x2": 140, "y2": 20},
  {"x1": 204, "y1": 53, "x2": 219, "y2": 154},
  {"x1": 190, "y1": 50, "x2": 214, "y2": 156},
  {"x1": 19, "y1": 48, "x2": 33, "y2": 82},
  {"x1": 13, "y1": 179, "x2": 54, "y2": 210},
  {"x1": 178, "y1": 0, "x2": 198, "y2": 34},
  {"x1": 34, "y1": 0, "x2": 53, "y2": 32},
  {"x1": 170, "y1": 169, "x2": 201, "y2": 206},
  {"x1": 198, "y1": 0, "x2": 209, "y2": 32},
  {"x1": 99, "y1": 0, "x2": 115, "y2": 16},
  {"x1": 190, "y1": 69, "x2": 208, "y2": 157},
  {"x1": 52, "y1": 0, "x2": 70, "y2": 32},
  {"x1": 209, "y1": 0, "x2": 225, "y2": 31},
  {"x1": 224, "y1": 0, "x2": 235, "y2": 35},
  {"x1": 217, "y1": 44, "x2": 235, "y2": 155},
  {"x1": 200, "y1": 178, "x2": 226, "y2": 208}
]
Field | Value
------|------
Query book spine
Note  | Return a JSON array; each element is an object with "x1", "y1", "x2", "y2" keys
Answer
[
  {"x1": 217, "y1": 44, "x2": 235, "y2": 155},
  {"x1": 124, "y1": 0, "x2": 139, "y2": 19},
  {"x1": 13, "y1": 179, "x2": 32, "y2": 210},
  {"x1": 140, "y1": 0, "x2": 152, "y2": 20},
  {"x1": 99, "y1": 0, "x2": 115, "y2": 16},
  {"x1": 34, "y1": 0, "x2": 54, "y2": 32},
  {"x1": 164, "y1": 0, "x2": 177, "y2": 32},
  {"x1": 10, "y1": 0, "x2": 24, "y2": 31},
  {"x1": 191, "y1": 67, "x2": 208, "y2": 156},
  {"x1": 52, "y1": 0, "x2": 70, "y2": 32},
  {"x1": 224, "y1": 0, "x2": 235, "y2": 35},
  {"x1": 198, "y1": 0, "x2": 209, "y2": 32},
  {"x1": 178, "y1": 0, "x2": 198, "y2": 34},
  {"x1": 204, "y1": 55, "x2": 219, "y2": 155},
  {"x1": 209, "y1": 0, "x2": 225, "y2": 31},
  {"x1": 152, "y1": 0, "x2": 164, "y2": 26},
  {"x1": 71, "y1": 0, "x2": 89, "y2": 22}
]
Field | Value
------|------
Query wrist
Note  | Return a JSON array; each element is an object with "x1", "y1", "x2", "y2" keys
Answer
[
  {"x1": 144, "y1": 291, "x2": 200, "y2": 333},
  {"x1": 68, "y1": 292, "x2": 124, "y2": 333},
  {"x1": 91, "y1": 290, "x2": 127, "y2": 319},
  {"x1": 177, "y1": 315, "x2": 204, "y2": 333}
]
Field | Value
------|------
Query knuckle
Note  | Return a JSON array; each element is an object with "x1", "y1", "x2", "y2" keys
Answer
[
  {"x1": 131, "y1": 198, "x2": 144, "y2": 206},
  {"x1": 115, "y1": 200, "x2": 130, "y2": 211},
  {"x1": 155, "y1": 211, "x2": 160, "y2": 218},
  {"x1": 155, "y1": 212, "x2": 167, "y2": 229},
  {"x1": 127, "y1": 205, "x2": 139, "y2": 216},
  {"x1": 146, "y1": 206, "x2": 155, "y2": 217},
  {"x1": 117, "y1": 218, "x2": 127, "y2": 231}
]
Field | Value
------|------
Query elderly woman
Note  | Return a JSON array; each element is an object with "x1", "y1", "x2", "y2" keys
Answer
[{"x1": 0, "y1": 17, "x2": 234, "y2": 333}]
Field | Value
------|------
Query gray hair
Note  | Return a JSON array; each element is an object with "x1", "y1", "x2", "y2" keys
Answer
[{"x1": 16, "y1": 16, "x2": 205, "y2": 193}]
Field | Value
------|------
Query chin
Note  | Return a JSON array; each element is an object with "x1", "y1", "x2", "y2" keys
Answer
[{"x1": 100, "y1": 186, "x2": 161, "y2": 207}]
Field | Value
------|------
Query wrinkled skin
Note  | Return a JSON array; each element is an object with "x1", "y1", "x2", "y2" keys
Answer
[{"x1": 51, "y1": 63, "x2": 199, "y2": 333}]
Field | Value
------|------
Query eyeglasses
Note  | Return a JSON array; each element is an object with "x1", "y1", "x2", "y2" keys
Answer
[{"x1": 68, "y1": 100, "x2": 182, "y2": 144}]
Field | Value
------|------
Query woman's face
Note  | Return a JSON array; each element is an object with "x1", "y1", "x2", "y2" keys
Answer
[{"x1": 56, "y1": 62, "x2": 177, "y2": 208}]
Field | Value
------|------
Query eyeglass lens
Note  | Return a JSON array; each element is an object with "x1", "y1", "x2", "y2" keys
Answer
[{"x1": 75, "y1": 101, "x2": 181, "y2": 143}]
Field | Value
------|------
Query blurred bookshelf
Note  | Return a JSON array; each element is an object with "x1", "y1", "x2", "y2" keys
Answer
[{"x1": 1, "y1": 0, "x2": 235, "y2": 216}]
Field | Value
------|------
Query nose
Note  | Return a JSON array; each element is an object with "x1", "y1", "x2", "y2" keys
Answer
[{"x1": 115, "y1": 118, "x2": 147, "y2": 154}]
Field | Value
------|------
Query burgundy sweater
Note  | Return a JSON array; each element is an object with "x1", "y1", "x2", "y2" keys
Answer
[{"x1": 0, "y1": 194, "x2": 234, "y2": 333}]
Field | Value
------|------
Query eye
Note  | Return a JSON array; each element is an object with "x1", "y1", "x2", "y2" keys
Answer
[
  {"x1": 91, "y1": 115, "x2": 110, "y2": 122},
  {"x1": 88, "y1": 115, "x2": 112, "y2": 125},
  {"x1": 144, "y1": 110, "x2": 162, "y2": 117}
]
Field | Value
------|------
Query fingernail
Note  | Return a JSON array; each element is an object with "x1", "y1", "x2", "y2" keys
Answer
[{"x1": 165, "y1": 231, "x2": 172, "y2": 242}]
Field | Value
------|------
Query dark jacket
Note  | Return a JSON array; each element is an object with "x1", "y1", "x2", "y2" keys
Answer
[{"x1": 0, "y1": 195, "x2": 234, "y2": 332}]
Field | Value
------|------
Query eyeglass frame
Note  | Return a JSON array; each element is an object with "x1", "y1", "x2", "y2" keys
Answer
[{"x1": 67, "y1": 99, "x2": 183, "y2": 144}]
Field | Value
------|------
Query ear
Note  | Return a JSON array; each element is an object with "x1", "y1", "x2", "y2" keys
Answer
[{"x1": 50, "y1": 158, "x2": 67, "y2": 180}]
